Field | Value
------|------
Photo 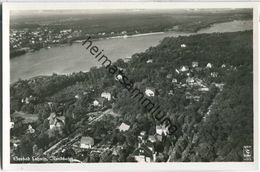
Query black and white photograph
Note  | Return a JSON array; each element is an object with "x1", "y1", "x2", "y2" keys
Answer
[{"x1": 1, "y1": 2, "x2": 258, "y2": 171}]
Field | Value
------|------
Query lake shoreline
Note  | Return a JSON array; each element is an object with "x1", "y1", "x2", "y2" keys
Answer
[
  {"x1": 11, "y1": 19, "x2": 251, "y2": 59},
  {"x1": 10, "y1": 20, "x2": 253, "y2": 83}
]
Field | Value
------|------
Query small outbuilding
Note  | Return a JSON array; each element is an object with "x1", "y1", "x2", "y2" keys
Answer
[{"x1": 80, "y1": 136, "x2": 94, "y2": 149}]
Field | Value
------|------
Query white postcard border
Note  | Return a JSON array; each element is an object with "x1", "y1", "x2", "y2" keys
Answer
[{"x1": 2, "y1": 2, "x2": 259, "y2": 171}]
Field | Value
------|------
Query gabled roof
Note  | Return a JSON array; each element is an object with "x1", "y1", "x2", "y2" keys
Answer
[
  {"x1": 118, "y1": 122, "x2": 130, "y2": 131},
  {"x1": 48, "y1": 112, "x2": 56, "y2": 120},
  {"x1": 156, "y1": 125, "x2": 169, "y2": 135},
  {"x1": 145, "y1": 88, "x2": 155, "y2": 97},
  {"x1": 80, "y1": 136, "x2": 94, "y2": 145},
  {"x1": 148, "y1": 135, "x2": 156, "y2": 142},
  {"x1": 56, "y1": 116, "x2": 65, "y2": 122}
]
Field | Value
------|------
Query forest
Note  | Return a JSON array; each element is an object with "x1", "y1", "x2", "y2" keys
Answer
[{"x1": 10, "y1": 30, "x2": 253, "y2": 162}]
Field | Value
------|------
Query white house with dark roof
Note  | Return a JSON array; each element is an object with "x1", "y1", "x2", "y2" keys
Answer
[
  {"x1": 181, "y1": 44, "x2": 186, "y2": 48},
  {"x1": 156, "y1": 125, "x2": 168, "y2": 135},
  {"x1": 180, "y1": 66, "x2": 189, "y2": 72},
  {"x1": 206, "y1": 63, "x2": 212, "y2": 68},
  {"x1": 192, "y1": 61, "x2": 199, "y2": 68},
  {"x1": 75, "y1": 94, "x2": 80, "y2": 99},
  {"x1": 172, "y1": 78, "x2": 178, "y2": 83},
  {"x1": 80, "y1": 136, "x2": 94, "y2": 149},
  {"x1": 10, "y1": 122, "x2": 14, "y2": 129},
  {"x1": 168, "y1": 90, "x2": 174, "y2": 96},
  {"x1": 221, "y1": 64, "x2": 226, "y2": 68},
  {"x1": 199, "y1": 87, "x2": 209, "y2": 92},
  {"x1": 118, "y1": 122, "x2": 130, "y2": 132},
  {"x1": 140, "y1": 131, "x2": 146, "y2": 136},
  {"x1": 146, "y1": 59, "x2": 153, "y2": 64},
  {"x1": 148, "y1": 135, "x2": 156, "y2": 143},
  {"x1": 145, "y1": 88, "x2": 155, "y2": 97},
  {"x1": 115, "y1": 74, "x2": 123, "y2": 81},
  {"x1": 48, "y1": 112, "x2": 65, "y2": 130},
  {"x1": 93, "y1": 100, "x2": 100, "y2": 107},
  {"x1": 186, "y1": 77, "x2": 195, "y2": 84},
  {"x1": 101, "y1": 92, "x2": 111, "y2": 101},
  {"x1": 27, "y1": 124, "x2": 35, "y2": 134}
]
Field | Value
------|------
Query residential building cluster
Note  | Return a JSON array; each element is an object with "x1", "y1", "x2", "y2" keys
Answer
[{"x1": 10, "y1": 27, "x2": 83, "y2": 53}]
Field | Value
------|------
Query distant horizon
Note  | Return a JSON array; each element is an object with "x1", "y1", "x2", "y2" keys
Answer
[{"x1": 10, "y1": 8, "x2": 251, "y2": 18}]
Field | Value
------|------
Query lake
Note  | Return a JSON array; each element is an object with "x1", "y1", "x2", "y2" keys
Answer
[{"x1": 10, "y1": 20, "x2": 252, "y2": 82}]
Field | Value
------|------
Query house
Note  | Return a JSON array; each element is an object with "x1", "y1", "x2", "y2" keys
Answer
[
  {"x1": 25, "y1": 97, "x2": 30, "y2": 104},
  {"x1": 117, "y1": 67, "x2": 126, "y2": 72},
  {"x1": 155, "y1": 134, "x2": 163, "y2": 142},
  {"x1": 221, "y1": 64, "x2": 226, "y2": 68},
  {"x1": 195, "y1": 78, "x2": 207, "y2": 88},
  {"x1": 75, "y1": 94, "x2": 80, "y2": 99},
  {"x1": 186, "y1": 77, "x2": 195, "y2": 84},
  {"x1": 80, "y1": 136, "x2": 94, "y2": 149},
  {"x1": 199, "y1": 87, "x2": 209, "y2": 92},
  {"x1": 146, "y1": 59, "x2": 153, "y2": 64},
  {"x1": 123, "y1": 56, "x2": 131, "y2": 63},
  {"x1": 215, "y1": 83, "x2": 225, "y2": 91},
  {"x1": 181, "y1": 44, "x2": 186, "y2": 48},
  {"x1": 185, "y1": 92, "x2": 193, "y2": 99},
  {"x1": 192, "y1": 61, "x2": 199, "y2": 68},
  {"x1": 101, "y1": 92, "x2": 111, "y2": 101},
  {"x1": 48, "y1": 112, "x2": 65, "y2": 130},
  {"x1": 138, "y1": 131, "x2": 146, "y2": 142},
  {"x1": 180, "y1": 66, "x2": 189, "y2": 72},
  {"x1": 88, "y1": 116, "x2": 93, "y2": 121},
  {"x1": 172, "y1": 78, "x2": 178, "y2": 83},
  {"x1": 156, "y1": 125, "x2": 168, "y2": 135},
  {"x1": 47, "y1": 102, "x2": 53, "y2": 111},
  {"x1": 118, "y1": 122, "x2": 130, "y2": 132},
  {"x1": 193, "y1": 96, "x2": 201, "y2": 102},
  {"x1": 27, "y1": 124, "x2": 35, "y2": 134},
  {"x1": 133, "y1": 144, "x2": 154, "y2": 162},
  {"x1": 115, "y1": 74, "x2": 123, "y2": 81},
  {"x1": 10, "y1": 122, "x2": 14, "y2": 129},
  {"x1": 145, "y1": 88, "x2": 155, "y2": 97},
  {"x1": 11, "y1": 138, "x2": 21, "y2": 149},
  {"x1": 175, "y1": 69, "x2": 180, "y2": 74},
  {"x1": 146, "y1": 142, "x2": 155, "y2": 152},
  {"x1": 93, "y1": 100, "x2": 100, "y2": 107},
  {"x1": 140, "y1": 131, "x2": 146, "y2": 136},
  {"x1": 48, "y1": 112, "x2": 57, "y2": 129},
  {"x1": 181, "y1": 83, "x2": 187, "y2": 87},
  {"x1": 168, "y1": 90, "x2": 174, "y2": 96},
  {"x1": 112, "y1": 146, "x2": 122, "y2": 156},
  {"x1": 206, "y1": 63, "x2": 212, "y2": 68},
  {"x1": 211, "y1": 72, "x2": 218, "y2": 78},
  {"x1": 148, "y1": 135, "x2": 156, "y2": 143},
  {"x1": 56, "y1": 116, "x2": 65, "y2": 124}
]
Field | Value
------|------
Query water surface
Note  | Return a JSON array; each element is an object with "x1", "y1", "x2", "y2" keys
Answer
[{"x1": 10, "y1": 20, "x2": 252, "y2": 82}]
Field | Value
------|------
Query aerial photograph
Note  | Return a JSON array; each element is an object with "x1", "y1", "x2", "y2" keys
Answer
[{"x1": 9, "y1": 8, "x2": 253, "y2": 163}]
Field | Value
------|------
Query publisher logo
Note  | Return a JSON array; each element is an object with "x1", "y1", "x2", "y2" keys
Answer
[{"x1": 243, "y1": 146, "x2": 252, "y2": 161}]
